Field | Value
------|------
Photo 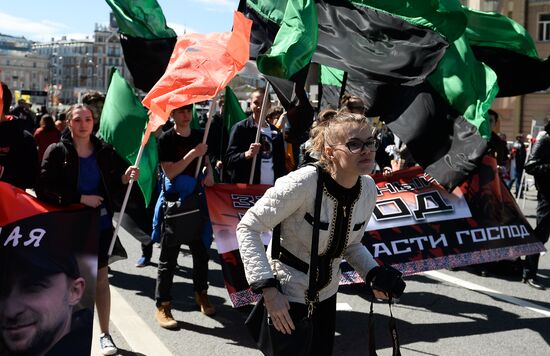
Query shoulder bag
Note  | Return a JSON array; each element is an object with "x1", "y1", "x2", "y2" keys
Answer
[{"x1": 161, "y1": 177, "x2": 206, "y2": 246}]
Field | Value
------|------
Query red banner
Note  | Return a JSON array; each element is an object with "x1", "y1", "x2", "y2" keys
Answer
[
  {"x1": 205, "y1": 183, "x2": 270, "y2": 307},
  {"x1": 206, "y1": 157, "x2": 546, "y2": 307}
]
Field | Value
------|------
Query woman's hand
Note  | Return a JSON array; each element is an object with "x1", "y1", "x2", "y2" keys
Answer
[
  {"x1": 372, "y1": 288, "x2": 390, "y2": 300},
  {"x1": 262, "y1": 287, "x2": 295, "y2": 334},
  {"x1": 122, "y1": 166, "x2": 140, "y2": 184},
  {"x1": 80, "y1": 194, "x2": 104, "y2": 208}
]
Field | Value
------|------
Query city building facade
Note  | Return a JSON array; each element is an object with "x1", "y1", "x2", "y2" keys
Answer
[
  {"x1": 33, "y1": 13, "x2": 130, "y2": 106},
  {"x1": 465, "y1": 0, "x2": 550, "y2": 138},
  {"x1": 0, "y1": 33, "x2": 49, "y2": 106}
]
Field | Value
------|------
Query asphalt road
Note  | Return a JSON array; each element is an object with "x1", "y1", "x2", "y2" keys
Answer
[{"x1": 91, "y1": 187, "x2": 550, "y2": 356}]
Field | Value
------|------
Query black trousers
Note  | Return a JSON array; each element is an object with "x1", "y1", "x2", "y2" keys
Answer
[
  {"x1": 273, "y1": 293, "x2": 337, "y2": 356},
  {"x1": 155, "y1": 237, "x2": 210, "y2": 305},
  {"x1": 524, "y1": 190, "x2": 550, "y2": 278},
  {"x1": 141, "y1": 241, "x2": 153, "y2": 259}
]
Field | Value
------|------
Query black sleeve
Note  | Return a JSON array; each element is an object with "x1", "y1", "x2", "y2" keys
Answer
[
  {"x1": 271, "y1": 129, "x2": 288, "y2": 179},
  {"x1": 375, "y1": 146, "x2": 392, "y2": 170},
  {"x1": 2, "y1": 132, "x2": 39, "y2": 189},
  {"x1": 224, "y1": 123, "x2": 248, "y2": 171},
  {"x1": 36, "y1": 144, "x2": 81, "y2": 205},
  {"x1": 525, "y1": 135, "x2": 550, "y2": 176},
  {"x1": 249, "y1": 278, "x2": 280, "y2": 294},
  {"x1": 157, "y1": 131, "x2": 172, "y2": 163},
  {"x1": 107, "y1": 148, "x2": 130, "y2": 208},
  {"x1": 205, "y1": 117, "x2": 225, "y2": 163}
]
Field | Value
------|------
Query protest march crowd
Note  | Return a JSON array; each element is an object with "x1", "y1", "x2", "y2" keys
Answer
[{"x1": 1, "y1": 0, "x2": 550, "y2": 355}]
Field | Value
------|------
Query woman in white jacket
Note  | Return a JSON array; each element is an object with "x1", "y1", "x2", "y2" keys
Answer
[{"x1": 237, "y1": 112, "x2": 389, "y2": 355}]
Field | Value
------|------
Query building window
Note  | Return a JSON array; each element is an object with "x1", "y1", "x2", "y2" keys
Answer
[{"x1": 538, "y1": 14, "x2": 550, "y2": 41}]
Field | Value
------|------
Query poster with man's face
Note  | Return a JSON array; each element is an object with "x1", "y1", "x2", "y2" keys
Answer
[{"x1": 0, "y1": 182, "x2": 99, "y2": 356}]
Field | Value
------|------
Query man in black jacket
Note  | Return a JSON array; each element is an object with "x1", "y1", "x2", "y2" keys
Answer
[
  {"x1": 522, "y1": 119, "x2": 550, "y2": 290},
  {"x1": 0, "y1": 83, "x2": 39, "y2": 189},
  {"x1": 224, "y1": 88, "x2": 286, "y2": 184}
]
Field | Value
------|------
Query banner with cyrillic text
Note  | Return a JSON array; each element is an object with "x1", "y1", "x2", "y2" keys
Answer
[
  {"x1": 205, "y1": 183, "x2": 271, "y2": 307},
  {"x1": 341, "y1": 156, "x2": 545, "y2": 283},
  {"x1": 206, "y1": 157, "x2": 545, "y2": 307}
]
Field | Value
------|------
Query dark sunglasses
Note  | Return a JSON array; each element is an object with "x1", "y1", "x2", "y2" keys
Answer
[{"x1": 344, "y1": 138, "x2": 379, "y2": 154}]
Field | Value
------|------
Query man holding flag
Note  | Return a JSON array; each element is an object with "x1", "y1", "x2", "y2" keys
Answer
[
  {"x1": 207, "y1": 87, "x2": 248, "y2": 182},
  {"x1": 224, "y1": 87, "x2": 287, "y2": 184},
  {"x1": 153, "y1": 104, "x2": 216, "y2": 329},
  {"x1": 135, "y1": 8, "x2": 252, "y2": 328}
]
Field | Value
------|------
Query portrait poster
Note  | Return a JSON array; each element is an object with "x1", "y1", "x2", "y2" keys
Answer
[{"x1": 0, "y1": 182, "x2": 99, "y2": 356}]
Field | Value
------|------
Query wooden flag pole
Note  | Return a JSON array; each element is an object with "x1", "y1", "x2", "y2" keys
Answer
[
  {"x1": 195, "y1": 98, "x2": 218, "y2": 178},
  {"x1": 249, "y1": 82, "x2": 271, "y2": 184},
  {"x1": 108, "y1": 139, "x2": 145, "y2": 256}
]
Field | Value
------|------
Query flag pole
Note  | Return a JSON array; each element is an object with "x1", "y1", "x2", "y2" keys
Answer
[
  {"x1": 519, "y1": 137, "x2": 533, "y2": 209},
  {"x1": 249, "y1": 81, "x2": 271, "y2": 184},
  {"x1": 108, "y1": 131, "x2": 147, "y2": 256},
  {"x1": 337, "y1": 71, "x2": 348, "y2": 109},
  {"x1": 195, "y1": 98, "x2": 218, "y2": 178}
]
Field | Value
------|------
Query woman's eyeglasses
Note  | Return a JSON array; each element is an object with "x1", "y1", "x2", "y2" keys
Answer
[{"x1": 344, "y1": 138, "x2": 379, "y2": 154}]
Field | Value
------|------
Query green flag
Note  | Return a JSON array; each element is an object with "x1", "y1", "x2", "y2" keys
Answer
[
  {"x1": 223, "y1": 86, "x2": 246, "y2": 133},
  {"x1": 105, "y1": 0, "x2": 176, "y2": 39},
  {"x1": 464, "y1": 6, "x2": 538, "y2": 58},
  {"x1": 98, "y1": 69, "x2": 158, "y2": 206},
  {"x1": 190, "y1": 104, "x2": 201, "y2": 130}
]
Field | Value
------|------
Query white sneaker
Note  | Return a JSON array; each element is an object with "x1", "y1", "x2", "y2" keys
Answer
[{"x1": 99, "y1": 333, "x2": 118, "y2": 355}]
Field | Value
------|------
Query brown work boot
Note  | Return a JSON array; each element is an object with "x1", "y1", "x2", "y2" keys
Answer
[
  {"x1": 194, "y1": 290, "x2": 216, "y2": 316},
  {"x1": 155, "y1": 301, "x2": 178, "y2": 329}
]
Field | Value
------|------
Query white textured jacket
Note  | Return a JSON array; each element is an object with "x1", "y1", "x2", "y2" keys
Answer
[{"x1": 237, "y1": 165, "x2": 379, "y2": 304}]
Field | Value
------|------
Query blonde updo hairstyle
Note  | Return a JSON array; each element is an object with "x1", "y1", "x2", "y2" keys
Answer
[{"x1": 307, "y1": 112, "x2": 373, "y2": 174}]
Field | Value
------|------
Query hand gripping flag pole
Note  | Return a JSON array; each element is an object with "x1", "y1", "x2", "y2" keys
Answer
[
  {"x1": 195, "y1": 98, "x2": 218, "y2": 179},
  {"x1": 249, "y1": 81, "x2": 271, "y2": 184}
]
